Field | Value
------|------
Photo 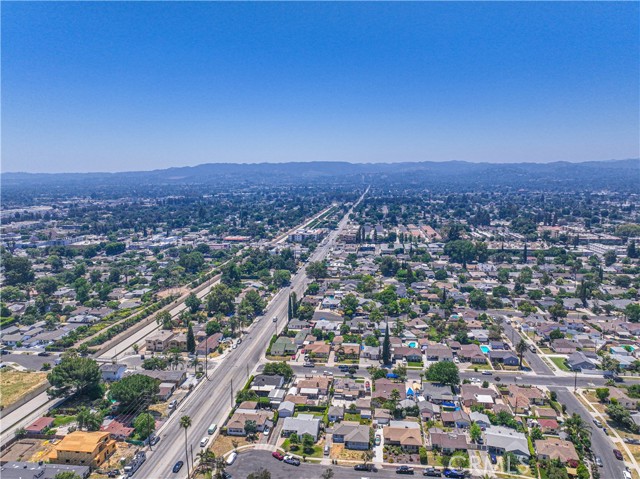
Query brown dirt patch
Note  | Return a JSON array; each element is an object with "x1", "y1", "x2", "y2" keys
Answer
[
  {"x1": 211, "y1": 434, "x2": 252, "y2": 457},
  {"x1": 0, "y1": 439, "x2": 50, "y2": 462}
]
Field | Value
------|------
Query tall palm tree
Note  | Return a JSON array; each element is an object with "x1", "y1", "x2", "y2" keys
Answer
[
  {"x1": 180, "y1": 415, "x2": 192, "y2": 474},
  {"x1": 563, "y1": 413, "x2": 591, "y2": 455},
  {"x1": 515, "y1": 339, "x2": 528, "y2": 370},
  {"x1": 196, "y1": 449, "x2": 216, "y2": 473}
]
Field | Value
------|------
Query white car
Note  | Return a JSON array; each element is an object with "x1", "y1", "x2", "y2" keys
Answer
[
  {"x1": 200, "y1": 437, "x2": 209, "y2": 447},
  {"x1": 471, "y1": 377, "x2": 480, "y2": 383}
]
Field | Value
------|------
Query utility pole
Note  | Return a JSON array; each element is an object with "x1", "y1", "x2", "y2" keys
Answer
[
  {"x1": 230, "y1": 379, "x2": 234, "y2": 407},
  {"x1": 190, "y1": 444, "x2": 194, "y2": 474},
  {"x1": 574, "y1": 369, "x2": 578, "y2": 392}
]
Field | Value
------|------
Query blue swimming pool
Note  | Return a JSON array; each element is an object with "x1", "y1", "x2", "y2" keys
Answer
[
  {"x1": 480, "y1": 345, "x2": 491, "y2": 353},
  {"x1": 407, "y1": 341, "x2": 418, "y2": 348}
]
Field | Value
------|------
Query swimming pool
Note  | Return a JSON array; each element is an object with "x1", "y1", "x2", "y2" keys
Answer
[
  {"x1": 407, "y1": 341, "x2": 418, "y2": 348},
  {"x1": 480, "y1": 345, "x2": 491, "y2": 353}
]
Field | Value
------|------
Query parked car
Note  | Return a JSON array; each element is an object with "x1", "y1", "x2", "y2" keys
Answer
[
  {"x1": 375, "y1": 434, "x2": 381, "y2": 446},
  {"x1": 172, "y1": 461, "x2": 184, "y2": 473},
  {"x1": 226, "y1": 452, "x2": 237, "y2": 465},
  {"x1": 613, "y1": 449, "x2": 624, "y2": 460},
  {"x1": 354, "y1": 464, "x2": 378, "y2": 472},
  {"x1": 221, "y1": 472, "x2": 233, "y2": 479},
  {"x1": 623, "y1": 471, "x2": 632, "y2": 479},
  {"x1": 594, "y1": 456, "x2": 603, "y2": 467},
  {"x1": 263, "y1": 425, "x2": 270, "y2": 436},
  {"x1": 593, "y1": 419, "x2": 602, "y2": 428},
  {"x1": 481, "y1": 371, "x2": 492, "y2": 376},
  {"x1": 149, "y1": 435, "x2": 160, "y2": 446},
  {"x1": 200, "y1": 437, "x2": 209, "y2": 447},
  {"x1": 396, "y1": 465, "x2": 415, "y2": 475},
  {"x1": 423, "y1": 467, "x2": 442, "y2": 477},
  {"x1": 284, "y1": 455, "x2": 300, "y2": 466},
  {"x1": 443, "y1": 469, "x2": 465, "y2": 479},
  {"x1": 489, "y1": 453, "x2": 497, "y2": 465},
  {"x1": 303, "y1": 362, "x2": 315, "y2": 367},
  {"x1": 494, "y1": 376, "x2": 501, "y2": 382},
  {"x1": 272, "y1": 451, "x2": 284, "y2": 461}
]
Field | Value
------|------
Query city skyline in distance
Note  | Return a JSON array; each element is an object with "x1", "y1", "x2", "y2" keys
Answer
[{"x1": 2, "y1": 1, "x2": 639, "y2": 173}]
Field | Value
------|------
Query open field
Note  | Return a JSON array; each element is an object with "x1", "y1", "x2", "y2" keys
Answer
[{"x1": 0, "y1": 368, "x2": 48, "y2": 408}]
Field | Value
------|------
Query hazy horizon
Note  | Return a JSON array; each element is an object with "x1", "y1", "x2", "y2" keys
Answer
[{"x1": 3, "y1": 2, "x2": 639, "y2": 173}]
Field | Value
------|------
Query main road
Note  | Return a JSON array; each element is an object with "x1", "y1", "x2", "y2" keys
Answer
[{"x1": 136, "y1": 190, "x2": 367, "y2": 478}]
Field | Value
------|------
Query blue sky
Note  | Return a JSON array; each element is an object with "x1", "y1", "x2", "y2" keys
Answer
[{"x1": 2, "y1": 2, "x2": 639, "y2": 173}]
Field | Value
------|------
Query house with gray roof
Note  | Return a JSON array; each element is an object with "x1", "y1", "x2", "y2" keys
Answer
[
  {"x1": 282, "y1": 414, "x2": 321, "y2": 441},
  {"x1": 332, "y1": 421, "x2": 371, "y2": 450},
  {"x1": 485, "y1": 426, "x2": 530, "y2": 462}
]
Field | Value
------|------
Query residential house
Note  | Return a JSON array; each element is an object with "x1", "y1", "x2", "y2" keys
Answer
[
  {"x1": 425, "y1": 344, "x2": 453, "y2": 362},
  {"x1": 535, "y1": 439, "x2": 579, "y2": 463},
  {"x1": 566, "y1": 351, "x2": 598, "y2": 371},
  {"x1": 332, "y1": 422, "x2": 371, "y2": 450},
  {"x1": 537, "y1": 419, "x2": 559, "y2": 435},
  {"x1": 99, "y1": 363, "x2": 126, "y2": 382},
  {"x1": 304, "y1": 341, "x2": 331, "y2": 359},
  {"x1": 427, "y1": 428, "x2": 468, "y2": 453},
  {"x1": 145, "y1": 330, "x2": 174, "y2": 352},
  {"x1": 251, "y1": 375, "x2": 286, "y2": 397},
  {"x1": 470, "y1": 411, "x2": 491, "y2": 429},
  {"x1": 328, "y1": 405, "x2": 345, "y2": 422},
  {"x1": 168, "y1": 333, "x2": 187, "y2": 351},
  {"x1": 441, "y1": 410, "x2": 471, "y2": 429},
  {"x1": 489, "y1": 350, "x2": 519, "y2": 366},
  {"x1": 551, "y1": 339, "x2": 580, "y2": 354},
  {"x1": 270, "y1": 336, "x2": 297, "y2": 356},
  {"x1": 196, "y1": 333, "x2": 222, "y2": 355},
  {"x1": 373, "y1": 379, "x2": 406, "y2": 401},
  {"x1": 25, "y1": 416, "x2": 55, "y2": 435},
  {"x1": 383, "y1": 422, "x2": 423, "y2": 452},
  {"x1": 458, "y1": 344, "x2": 487, "y2": 364},
  {"x1": 277, "y1": 401, "x2": 295, "y2": 418},
  {"x1": 227, "y1": 410, "x2": 272, "y2": 436},
  {"x1": 484, "y1": 426, "x2": 530, "y2": 462},
  {"x1": 282, "y1": 414, "x2": 321, "y2": 441},
  {"x1": 49, "y1": 431, "x2": 117, "y2": 468}
]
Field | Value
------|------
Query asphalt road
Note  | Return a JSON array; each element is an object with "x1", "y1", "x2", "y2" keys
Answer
[
  {"x1": 551, "y1": 387, "x2": 625, "y2": 479},
  {"x1": 226, "y1": 450, "x2": 431, "y2": 479},
  {"x1": 135, "y1": 193, "x2": 366, "y2": 478},
  {"x1": 500, "y1": 320, "x2": 553, "y2": 375}
]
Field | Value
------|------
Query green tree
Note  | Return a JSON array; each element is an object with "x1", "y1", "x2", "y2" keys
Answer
[
  {"x1": 142, "y1": 357, "x2": 168, "y2": 370},
  {"x1": 110, "y1": 374, "x2": 160, "y2": 407},
  {"x1": 515, "y1": 339, "x2": 528, "y2": 370},
  {"x1": 180, "y1": 415, "x2": 192, "y2": 474},
  {"x1": 244, "y1": 419, "x2": 258, "y2": 438},
  {"x1": 549, "y1": 328, "x2": 564, "y2": 340},
  {"x1": 35, "y1": 277, "x2": 59, "y2": 296},
  {"x1": 470, "y1": 422, "x2": 482, "y2": 443},
  {"x1": 206, "y1": 284, "x2": 236, "y2": 315},
  {"x1": 186, "y1": 322, "x2": 196, "y2": 354},
  {"x1": 340, "y1": 293, "x2": 359, "y2": 317},
  {"x1": 604, "y1": 250, "x2": 616, "y2": 266},
  {"x1": 549, "y1": 303, "x2": 568, "y2": 321},
  {"x1": 156, "y1": 310, "x2": 173, "y2": 329},
  {"x1": 469, "y1": 290, "x2": 488, "y2": 310},
  {"x1": 2, "y1": 254, "x2": 35, "y2": 285},
  {"x1": 205, "y1": 320, "x2": 221, "y2": 336},
  {"x1": 133, "y1": 412, "x2": 155, "y2": 440},
  {"x1": 444, "y1": 240, "x2": 476, "y2": 268},
  {"x1": 47, "y1": 353, "x2": 101, "y2": 399},
  {"x1": 302, "y1": 433, "x2": 315, "y2": 454},
  {"x1": 262, "y1": 361, "x2": 294, "y2": 380},
  {"x1": 76, "y1": 406, "x2": 103, "y2": 431},
  {"x1": 306, "y1": 261, "x2": 328, "y2": 280},
  {"x1": 54, "y1": 473, "x2": 82, "y2": 479},
  {"x1": 425, "y1": 361, "x2": 460, "y2": 387},
  {"x1": 595, "y1": 388, "x2": 610, "y2": 403},
  {"x1": 185, "y1": 293, "x2": 201, "y2": 314},
  {"x1": 625, "y1": 303, "x2": 640, "y2": 323},
  {"x1": 382, "y1": 323, "x2": 391, "y2": 366}
]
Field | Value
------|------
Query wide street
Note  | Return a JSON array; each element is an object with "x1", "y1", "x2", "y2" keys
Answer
[{"x1": 135, "y1": 192, "x2": 366, "y2": 478}]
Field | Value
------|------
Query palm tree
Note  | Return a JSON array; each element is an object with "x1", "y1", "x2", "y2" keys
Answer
[
  {"x1": 515, "y1": 339, "x2": 528, "y2": 370},
  {"x1": 563, "y1": 413, "x2": 591, "y2": 455},
  {"x1": 180, "y1": 415, "x2": 192, "y2": 474},
  {"x1": 196, "y1": 449, "x2": 216, "y2": 473}
]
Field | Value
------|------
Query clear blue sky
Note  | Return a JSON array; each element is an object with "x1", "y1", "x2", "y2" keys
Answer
[{"x1": 2, "y1": 1, "x2": 639, "y2": 173}]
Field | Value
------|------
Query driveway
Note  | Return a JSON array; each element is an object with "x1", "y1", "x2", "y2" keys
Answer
[{"x1": 373, "y1": 426, "x2": 384, "y2": 463}]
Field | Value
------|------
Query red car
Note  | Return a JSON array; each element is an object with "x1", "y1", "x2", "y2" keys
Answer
[
  {"x1": 613, "y1": 449, "x2": 623, "y2": 460},
  {"x1": 272, "y1": 451, "x2": 284, "y2": 461}
]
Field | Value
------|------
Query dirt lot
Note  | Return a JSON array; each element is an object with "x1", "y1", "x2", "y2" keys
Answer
[
  {"x1": 211, "y1": 434, "x2": 252, "y2": 457},
  {"x1": 0, "y1": 368, "x2": 48, "y2": 408},
  {"x1": 0, "y1": 438, "x2": 53, "y2": 462},
  {"x1": 330, "y1": 443, "x2": 366, "y2": 461}
]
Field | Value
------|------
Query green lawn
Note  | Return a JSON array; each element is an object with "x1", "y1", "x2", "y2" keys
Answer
[
  {"x1": 344, "y1": 413, "x2": 372, "y2": 425},
  {"x1": 52, "y1": 415, "x2": 77, "y2": 427},
  {"x1": 407, "y1": 361, "x2": 424, "y2": 368},
  {"x1": 282, "y1": 439, "x2": 324, "y2": 458},
  {"x1": 550, "y1": 357, "x2": 570, "y2": 371}
]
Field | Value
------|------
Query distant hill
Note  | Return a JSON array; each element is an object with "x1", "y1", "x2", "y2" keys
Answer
[{"x1": 2, "y1": 159, "x2": 639, "y2": 195}]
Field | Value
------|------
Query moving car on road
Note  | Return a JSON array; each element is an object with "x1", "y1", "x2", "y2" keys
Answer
[
  {"x1": 354, "y1": 464, "x2": 378, "y2": 472},
  {"x1": 172, "y1": 461, "x2": 183, "y2": 473},
  {"x1": 613, "y1": 449, "x2": 624, "y2": 460}
]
